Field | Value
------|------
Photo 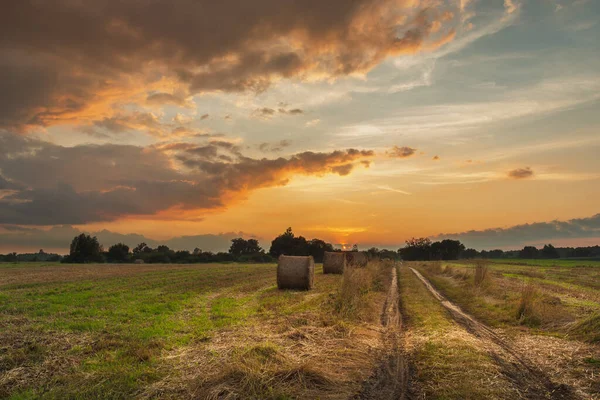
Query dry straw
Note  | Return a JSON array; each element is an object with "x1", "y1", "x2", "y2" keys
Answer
[
  {"x1": 345, "y1": 251, "x2": 368, "y2": 267},
  {"x1": 277, "y1": 255, "x2": 314, "y2": 290},
  {"x1": 323, "y1": 251, "x2": 346, "y2": 274}
]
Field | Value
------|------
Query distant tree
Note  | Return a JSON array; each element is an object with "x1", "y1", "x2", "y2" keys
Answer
[
  {"x1": 133, "y1": 242, "x2": 149, "y2": 255},
  {"x1": 306, "y1": 239, "x2": 334, "y2": 263},
  {"x1": 156, "y1": 245, "x2": 171, "y2": 253},
  {"x1": 269, "y1": 228, "x2": 308, "y2": 257},
  {"x1": 107, "y1": 243, "x2": 130, "y2": 263},
  {"x1": 431, "y1": 239, "x2": 465, "y2": 260},
  {"x1": 366, "y1": 247, "x2": 380, "y2": 260},
  {"x1": 193, "y1": 247, "x2": 202, "y2": 256},
  {"x1": 399, "y1": 238, "x2": 432, "y2": 261},
  {"x1": 462, "y1": 248, "x2": 479, "y2": 259},
  {"x1": 66, "y1": 234, "x2": 104, "y2": 263},
  {"x1": 229, "y1": 238, "x2": 263, "y2": 257},
  {"x1": 351, "y1": 244, "x2": 359, "y2": 252},
  {"x1": 540, "y1": 244, "x2": 559, "y2": 259},
  {"x1": 519, "y1": 246, "x2": 539, "y2": 259},
  {"x1": 4, "y1": 252, "x2": 18, "y2": 262}
]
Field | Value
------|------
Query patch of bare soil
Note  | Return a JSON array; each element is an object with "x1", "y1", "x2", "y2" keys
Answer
[
  {"x1": 354, "y1": 266, "x2": 413, "y2": 400},
  {"x1": 410, "y1": 267, "x2": 581, "y2": 400}
]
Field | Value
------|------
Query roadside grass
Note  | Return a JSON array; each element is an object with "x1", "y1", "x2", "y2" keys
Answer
[
  {"x1": 0, "y1": 261, "x2": 392, "y2": 399},
  {"x1": 398, "y1": 266, "x2": 518, "y2": 399},
  {"x1": 412, "y1": 260, "x2": 600, "y2": 340},
  {"x1": 333, "y1": 260, "x2": 390, "y2": 322}
]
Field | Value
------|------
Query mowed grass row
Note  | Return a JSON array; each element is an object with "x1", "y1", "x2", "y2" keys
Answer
[
  {"x1": 411, "y1": 260, "x2": 600, "y2": 342},
  {"x1": 0, "y1": 263, "x2": 345, "y2": 399},
  {"x1": 398, "y1": 266, "x2": 519, "y2": 399}
]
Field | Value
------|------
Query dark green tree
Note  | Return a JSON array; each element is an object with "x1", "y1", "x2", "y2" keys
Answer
[
  {"x1": 519, "y1": 246, "x2": 539, "y2": 259},
  {"x1": 67, "y1": 234, "x2": 104, "y2": 263},
  {"x1": 462, "y1": 248, "x2": 479, "y2": 259},
  {"x1": 269, "y1": 228, "x2": 308, "y2": 257},
  {"x1": 431, "y1": 239, "x2": 465, "y2": 260},
  {"x1": 133, "y1": 242, "x2": 150, "y2": 254},
  {"x1": 306, "y1": 239, "x2": 334, "y2": 263},
  {"x1": 107, "y1": 243, "x2": 130, "y2": 263},
  {"x1": 399, "y1": 238, "x2": 432, "y2": 261},
  {"x1": 540, "y1": 244, "x2": 559, "y2": 259},
  {"x1": 229, "y1": 238, "x2": 263, "y2": 257}
]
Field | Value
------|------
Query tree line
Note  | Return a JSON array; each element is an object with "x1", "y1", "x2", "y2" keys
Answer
[
  {"x1": 58, "y1": 227, "x2": 400, "y2": 264},
  {"x1": 398, "y1": 238, "x2": 600, "y2": 261},
  {"x1": 1, "y1": 231, "x2": 599, "y2": 263}
]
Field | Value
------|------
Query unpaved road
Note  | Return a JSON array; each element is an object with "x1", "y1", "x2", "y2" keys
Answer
[
  {"x1": 410, "y1": 267, "x2": 578, "y2": 400},
  {"x1": 355, "y1": 266, "x2": 412, "y2": 400}
]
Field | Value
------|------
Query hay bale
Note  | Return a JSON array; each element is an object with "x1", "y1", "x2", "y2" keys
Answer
[
  {"x1": 277, "y1": 255, "x2": 314, "y2": 290},
  {"x1": 323, "y1": 251, "x2": 346, "y2": 274},
  {"x1": 345, "y1": 251, "x2": 368, "y2": 267}
]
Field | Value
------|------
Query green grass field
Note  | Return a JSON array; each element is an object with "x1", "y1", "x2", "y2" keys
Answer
[
  {"x1": 1, "y1": 260, "x2": 599, "y2": 399},
  {"x1": 0, "y1": 262, "x2": 392, "y2": 399}
]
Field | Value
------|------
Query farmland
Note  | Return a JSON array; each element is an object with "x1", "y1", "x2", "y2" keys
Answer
[{"x1": 1, "y1": 260, "x2": 599, "y2": 399}]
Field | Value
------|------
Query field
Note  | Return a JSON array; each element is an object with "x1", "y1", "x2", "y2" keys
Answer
[{"x1": 1, "y1": 260, "x2": 599, "y2": 399}]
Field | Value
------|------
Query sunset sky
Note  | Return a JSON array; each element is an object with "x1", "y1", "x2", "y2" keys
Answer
[{"x1": 1, "y1": 0, "x2": 599, "y2": 253}]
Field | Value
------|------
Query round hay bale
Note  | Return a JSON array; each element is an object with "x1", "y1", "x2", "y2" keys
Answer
[
  {"x1": 345, "y1": 251, "x2": 368, "y2": 267},
  {"x1": 277, "y1": 255, "x2": 314, "y2": 290},
  {"x1": 323, "y1": 251, "x2": 346, "y2": 274}
]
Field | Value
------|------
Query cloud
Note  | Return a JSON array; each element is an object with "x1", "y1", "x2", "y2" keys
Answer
[
  {"x1": 507, "y1": 167, "x2": 534, "y2": 179},
  {"x1": 373, "y1": 185, "x2": 412, "y2": 195},
  {"x1": 434, "y1": 213, "x2": 600, "y2": 250},
  {"x1": 0, "y1": 132, "x2": 373, "y2": 225},
  {"x1": 0, "y1": 225, "x2": 259, "y2": 253},
  {"x1": 278, "y1": 108, "x2": 303, "y2": 115},
  {"x1": 335, "y1": 76, "x2": 600, "y2": 140},
  {"x1": 200, "y1": 114, "x2": 210, "y2": 120},
  {"x1": 92, "y1": 112, "x2": 164, "y2": 136},
  {"x1": 305, "y1": 119, "x2": 321, "y2": 127},
  {"x1": 504, "y1": 0, "x2": 518, "y2": 14},
  {"x1": 252, "y1": 107, "x2": 304, "y2": 119},
  {"x1": 388, "y1": 146, "x2": 417, "y2": 158},
  {"x1": 146, "y1": 92, "x2": 192, "y2": 108},
  {"x1": 0, "y1": 0, "x2": 460, "y2": 130},
  {"x1": 258, "y1": 140, "x2": 293, "y2": 153}
]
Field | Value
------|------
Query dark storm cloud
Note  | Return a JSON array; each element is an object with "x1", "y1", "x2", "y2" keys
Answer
[
  {"x1": 434, "y1": 214, "x2": 600, "y2": 250},
  {"x1": 0, "y1": 0, "x2": 458, "y2": 130},
  {"x1": 508, "y1": 167, "x2": 534, "y2": 179},
  {"x1": 0, "y1": 133, "x2": 373, "y2": 225}
]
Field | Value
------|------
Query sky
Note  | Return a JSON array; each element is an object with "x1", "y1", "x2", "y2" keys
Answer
[{"x1": 1, "y1": 0, "x2": 599, "y2": 253}]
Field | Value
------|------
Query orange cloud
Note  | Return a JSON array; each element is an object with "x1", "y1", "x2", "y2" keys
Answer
[
  {"x1": 1, "y1": 0, "x2": 462, "y2": 131},
  {"x1": 0, "y1": 132, "x2": 374, "y2": 225}
]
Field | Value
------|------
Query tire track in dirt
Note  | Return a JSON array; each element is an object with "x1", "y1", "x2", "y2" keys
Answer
[
  {"x1": 410, "y1": 267, "x2": 578, "y2": 400},
  {"x1": 354, "y1": 265, "x2": 413, "y2": 400}
]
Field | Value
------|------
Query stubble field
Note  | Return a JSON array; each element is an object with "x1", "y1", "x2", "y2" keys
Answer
[{"x1": 1, "y1": 259, "x2": 598, "y2": 399}]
